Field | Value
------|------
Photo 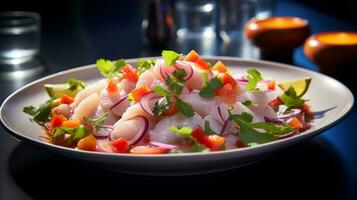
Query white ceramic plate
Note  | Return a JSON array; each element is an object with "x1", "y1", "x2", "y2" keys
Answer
[{"x1": 0, "y1": 57, "x2": 354, "y2": 175}]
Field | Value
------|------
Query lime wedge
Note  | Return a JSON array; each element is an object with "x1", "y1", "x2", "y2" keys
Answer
[
  {"x1": 278, "y1": 77, "x2": 312, "y2": 97},
  {"x1": 44, "y1": 84, "x2": 82, "y2": 98}
]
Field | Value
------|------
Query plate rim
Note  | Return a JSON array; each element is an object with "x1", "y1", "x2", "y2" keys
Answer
[{"x1": 0, "y1": 56, "x2": 354, "y2": 159}]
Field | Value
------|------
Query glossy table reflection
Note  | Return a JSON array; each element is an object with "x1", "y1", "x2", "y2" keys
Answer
[{"x1": 0, "y1": 0, "x2": 356, "y2": 199}]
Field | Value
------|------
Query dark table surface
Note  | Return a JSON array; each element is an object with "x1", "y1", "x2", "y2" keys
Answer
[{"x1": 1, "y1": 0, "x2": 357, "y2": 199}]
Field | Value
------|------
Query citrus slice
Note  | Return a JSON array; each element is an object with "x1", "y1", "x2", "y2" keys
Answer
[{"x1": 278, "y1": 77, "x2": 312, "y2": 97}]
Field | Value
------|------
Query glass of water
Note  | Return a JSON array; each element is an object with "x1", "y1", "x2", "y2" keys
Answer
[
  {"x1": 220, "y1": 0, "x2": 275, "y2": 42},
  {"x1": 0, "y1": 11, "x2": 41, "y2": 65},
  {"x1": 175, "y1": 0, "x2": 217, "y2": 39}
]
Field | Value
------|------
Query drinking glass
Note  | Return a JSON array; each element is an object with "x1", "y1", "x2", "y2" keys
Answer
[{"x1": 0, "y1": 11, "x2": 41, "y2": 64}]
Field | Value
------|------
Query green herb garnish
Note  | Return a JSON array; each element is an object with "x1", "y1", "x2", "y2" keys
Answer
[
  {"x1": 176, "y1": 98, "x2": 195, "y2": 117},
  {"x1": 242, "y1": 100, "x2": 253, "y2": 107},
  {"x1": 83, "y1": 112, "x2": 109, "y2": 130},
  {"x1": 96, "y1": 58, "x2": 126, "y2": 78},
  {"x1": 23, "y1": 99, "x2": 54, "y2": 126},
  {"x1": 229, "y1": 111, "x2": 292, "y2": 146},
  {"x1": 168, "y1": 125, "x2": 193, "y2": 140},
  {"x1": 280, "y1": 87, "x2": 307, "y2": 108},
  {"x1": 162, "y1": 50, "x2": 182, "y2": 66},
  {"x1": 173, "y1": 69, "x2": 187, "y2": 82},
  {"x1": 153, "y1": 86, "x2": 171, "y2": 97},
  {"x1": 137, "y1": 59, "x2": 155, "y2": 74},
  {"x1": 199, "y1": 77, "x2": 223, "y2": 98},
  {"x1": 66, "y1": 78, "x2": 86, "y2": 91},
  {"x1": 204, "y1": 120, "x2": 217, "y2": 135},
  {"x1": 153, "y1": 97, "x2": 171, "y2": 117},
  {"x1": 53, "y1": 125, "x2": 89, "y2": 145},
  {"x1": 166, "y1": 76, "x2": 184, "y2": 95},
  {"x1": 246, "y1": 69, "x2": 263, "y2": 91}
]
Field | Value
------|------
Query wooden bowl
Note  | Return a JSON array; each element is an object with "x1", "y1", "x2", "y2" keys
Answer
[
  {"x1": 304, "y1": 32, "x2": 357, "y2": 74},
  {"x1": 244, "y1": 16, "x2": 310, "y2": 61}
]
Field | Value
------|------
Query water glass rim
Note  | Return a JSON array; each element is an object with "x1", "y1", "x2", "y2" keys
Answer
[{"x1": 0, "y1": 11, "x2": 40, "y2": 27}]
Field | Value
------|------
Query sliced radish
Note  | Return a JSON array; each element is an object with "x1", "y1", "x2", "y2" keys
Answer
[{"x1": 127, "y1": 116, "x2": 150, "y2": 145}]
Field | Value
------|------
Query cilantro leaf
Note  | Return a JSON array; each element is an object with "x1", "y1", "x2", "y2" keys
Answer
[
  {"x1": 162, "y1": 50, "x2": 182, "y2": 66},
  {"x1": 176, "y1": 98, "x2": 195, "y2": 117},
  {"x1": 114, "y1": 59, "x2": 126, "y2": 73},
  {"x1": 153, "y1": 97, "x2": 171, "y2": 117},
  {"x1": 204, "y1": 120, "x2": 216, "y2": 135},
  {"x1": 246, "y1": 69, "x2": 263, "y2": 91},
  {"x1": 23, "y1": 99, "x2": 54, "y2": 126},
  {"x1": 242, "y1": 100, "x2": 253, "y2": 107},
  {"x1": 137, "y1": 59, "x2": 155, "y2": 74},
  {"x1": 166, "y1": 76, "x2": 184, "y2": 95},
  {"x1": 23, "y1": 106, "x2": 38, "y2": 116},
  {"x1": 168, "y1": 125, "x2": 193, "y2": 140},
  {"x1": 96, "y1": 59, "x2": 114, "y2": 78},
  {"x1": 173, "y1": 69, "x2": 186, "y2": 82},
  {"x1": 66, "y1": 78, "x2": 86, "y2": 91},
  {"x1": 83, "y1": 112, "x2": 109, "y2": 130},
  {"x1": 280, "y1": 87, "x2": 307, "y2": 108},
  {"x1": 199, "y1": 77, "x2": 223, "y2": 98},
  {"x1": 153, "y1": 86, "x2": 171, "y2": 97},
  {"x1": 229, "y1": 112, "x2": 277, "y2": 146}
]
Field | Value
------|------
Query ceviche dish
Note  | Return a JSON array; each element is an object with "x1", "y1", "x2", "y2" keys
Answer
[{"x1": 23, "y1": 50, "x2": 313, "y2": 154}]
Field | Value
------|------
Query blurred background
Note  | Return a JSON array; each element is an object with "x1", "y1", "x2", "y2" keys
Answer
[{"x1": 1, "y1": 1, "x2": 357, "y2": 199}]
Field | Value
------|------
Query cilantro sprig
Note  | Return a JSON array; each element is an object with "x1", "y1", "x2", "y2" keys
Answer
[
  {"x1": 83, "y1": 112, "x2": 109, "y2": 131},
  {"x1": 137, "y1": 59, "x2": 155, "y2": 74},
  {"x1": 67, "y1": 78, "x2": 86, "y2": 91},
  {"x1": 204, "y1": 120, "x2": 217, "y2": 135},
  {"x1": 166, "y1": 76, "x2": 184, "y2": 95},
  {"x1": 176, "y1": 98, "x2": 194, "y2": 117},
  {"x1": 280, "y1": 87, "x2": 307, "y2": 108},
  {"x1": 199, "y1": 77, "x2": 223, "y2": 98},
  {"x1": 153, "y1": 97, "x2": 171, "y2": 117},
  {"x1": 229, "y1": 111, "x2": 293, "y2": 146},
  {"x1": 23, "y1": 98, "x2": 54, "y2": 126},
  {"x1": 246, "y1": 69, "x2": 263, "y2": 91},
  {"x1": 96, "y1": 58, "x2": 126, "y2": 78},
  {"x1": 53, "y1": 125, "x2": 89, "y2": 145}
]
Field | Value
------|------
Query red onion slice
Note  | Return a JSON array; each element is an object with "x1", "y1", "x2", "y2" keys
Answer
[
  {"x1": 217, "y1": 106, "x2": 227, "y2": 123},
  {"x1": 264, "y1": 116, "x2": 284, "y2": 124},
  {"x1": 235, "y1": 77, "x2": 248, "y2": 84},
  {"x1": 219, "y1": 119, "x2": 229, "y2": 136},
  {"x1": 140, "y1": 92, "x2": 162, "y2": 116},
  {"x1": 110, "y1": 95, "x2": 128, "y2": 110},
  {"x1": 175, "y1": 61, "x2": 194, "y2": 81},
  {"x1": 128, "y1": 115, "x2": 150, "y2": 146},
  {"x1": 160, "y1": 64, "x2": 171, "y2": 80},
  {"x1": 150, "y1": 141, "x2": 178, "y2": 150}
]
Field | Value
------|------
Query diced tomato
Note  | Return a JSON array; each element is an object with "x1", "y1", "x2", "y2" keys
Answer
[
  {"x1": 235, "y1": 140, "x2": 245, "y2": 148},
  {"x1": 191, "y1": 126, "x2": 225, "y2": 151},
  {"x1": 214, "y1": 83, "x2": 237, "y2": 105},
  {"x1": 122, "y1": 64, "x2": 139, "y2": 83},
  {"x1": 269, "y1": 97, "x2": 283, "y2": 109},
  {"x1": 130, "y1": 86, "x2": 151, "y2": 102},
  {"x1": 60, "y1": 94, "x2": 74, "y2": 105},
  {"x1": 106, "y1": 80, "x2": 118, "y2": 94},
  {"x1": 77, "y1": 134, "x2": 97, "y2": 151},
  {"x1": 221, "y1": 73, "x2": 237, "y2": 88},
  {"x1": 162, "y1": 98, "x2": 178, "y2": 116},
  {"x1": 194, "y1": 59, "x2": 210, "y2": 70},
  {"x1": 49, "y1": 115, "x2": 67, "y2": 134},
  {"x1": 191, "y1": 126, "x2": 211, "y2": 147},
  {"x1": 61, "y1": 119, "x2": 81, "y2": 128},
  {"x1": 287, "y1": 117, "x2": 303, "y2": 129},
  {"x1": 184, "y1": 50, "x2": 201, "y2": 62},
  {"x1": 130, "y1": 146, "x2": 167, "y2": 154},
  {"x1": 212, "y1": 61, "x2": 228, "y2": 73},
  {"x1": 300, "y1": 103, "x2": 313, "y2": 122},
  {"x1": 267, "y1": 80, "x2": 276, "y2": 90},
  {"x1": 207, "y1": 135, "x2": 225, "y2": 151},
  {"x1": 111, "y1": 138, "x2": 129, "y2": 153}
]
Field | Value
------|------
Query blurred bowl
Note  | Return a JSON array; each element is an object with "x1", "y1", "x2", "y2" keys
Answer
[
  {"x1": 244, "y1": 16, "x2": 310, "y2": 60},
  {"x1": 304, "y1": 32, "x2": 357, "y2": 74}
]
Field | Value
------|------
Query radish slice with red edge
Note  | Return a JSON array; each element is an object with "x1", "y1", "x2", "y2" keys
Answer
[
  {"x1": 150, "y1": 141, "x2": 178, "y2": 150},
  {"x1": 140, "y1": 92, "x2": 162, "y2": 116}
]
